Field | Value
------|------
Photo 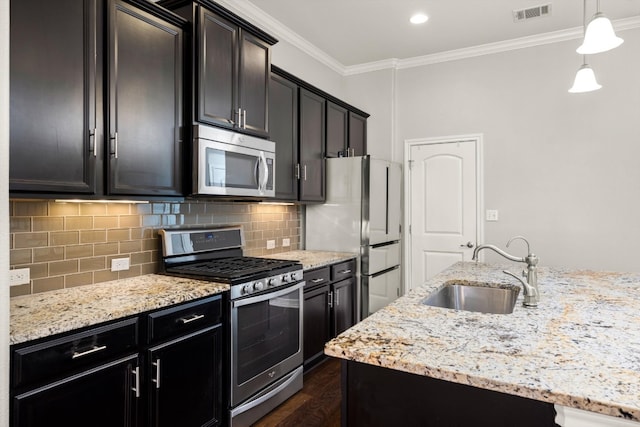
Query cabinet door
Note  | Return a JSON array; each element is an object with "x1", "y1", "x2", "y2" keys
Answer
[
  {"x1": 269, "y1": 73, "x2": 298, "y2": 201},
  {"x1": 332, "y1": 277, "x2": 355, "y2": 337},
  {"x1": 108, "y1": 0, "x2": 183, "y2": 196},
  {"x1": 12, "y1": 355, "x2": 138, "y2": 427},
  {"x1": 147, "y1": 325, "x2": 222, "y2": 427},
  {"x1": 299, "y1": 89, "x2": 326, "y2": 202},
  {"x1": 303, "y1": 284, "x2": 331, "y2": 368},
  {"x1": 10, "y1": 0, "x2": 101, "y2": 194},
  {"x1": 198, "y1": 8, "x2": 237, "y2": 129},
  {"x1": 348, "y1": 112, "x2": 367, "y2": 157},
  {"x1": 239, "y1": 30, "x2": 270, "y2": 137},
  {"x1": 326, "y1": 102, "x2": 348, "y2": 158}
]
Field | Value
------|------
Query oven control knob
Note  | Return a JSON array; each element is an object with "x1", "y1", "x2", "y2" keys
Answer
[
  {"x1": 290, "y1": 271, "x2": 300, "y2": 281},
  {"x1": 281, "y1": 274, "x2": 290, "y2": 283},
  {"x1": 267, "y1": 278, "x2": 276, "y2": 287},
  {"x1": 253, "y1": 281, "x2": 265, "y2": 292},
  {"x1": 242, "y1": 284, "x2": 253, "y2": 295}
]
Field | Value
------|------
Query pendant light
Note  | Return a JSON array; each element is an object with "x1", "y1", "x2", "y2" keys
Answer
[
  {"x1": 569, "y1": 0, "x2": 602, "y2": 93},
  {"x1": 568, "y1": 60, "x2": 602, "y2": 93},
  {"x1": 577, "y1": 0, "x2": 624, "y2": 54}
]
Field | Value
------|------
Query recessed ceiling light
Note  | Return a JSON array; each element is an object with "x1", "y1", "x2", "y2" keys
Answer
[{"x1": 410, "y1": 13, "x2": 429, "y2": 25}]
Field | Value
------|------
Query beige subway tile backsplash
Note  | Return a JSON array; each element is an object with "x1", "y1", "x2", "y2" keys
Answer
[{"x1": 10, "y1": 200, "x2": 301, "y2": 295}]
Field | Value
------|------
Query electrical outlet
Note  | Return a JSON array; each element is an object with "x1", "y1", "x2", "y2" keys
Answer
[
  {"x1": 10, "y1": 268, "x2": 30, "y2": 286},
  {"x1": 266, "y1": 240, "x2": 276, "y2": 250},
  {"x1": 282, "y1": 238, "x2": 290, "y2": 247},
  {"x1": 486, "y1": 209, "x2": 499, "y2": 222},
  {"x1": 111, "y1": 258, "x2": 130, "y2": 272}
]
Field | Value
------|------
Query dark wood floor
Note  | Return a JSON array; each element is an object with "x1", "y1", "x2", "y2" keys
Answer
[{"x1": 252, "y1": 358, "x2": 342, "y2": 427}]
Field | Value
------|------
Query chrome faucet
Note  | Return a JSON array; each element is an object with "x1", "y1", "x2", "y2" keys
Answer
[{"x1": 472, "y1": 236, "x2": 539, "y2": 307}]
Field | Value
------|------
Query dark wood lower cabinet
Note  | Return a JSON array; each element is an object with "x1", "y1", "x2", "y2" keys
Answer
[
  {"x1": 147, "y1": 325, "x2": 222, "y2": 427},
  {"x1": 303, "y1": 261, "x2": 356, "y2": 370},
  {"x1": 342, "y1": 360, "x2": 559, "y2": 427},
  {"x1": 303, "y1": 283, "x2": 331, "y2": 368},
  {"x1": 13, "y1": 355, "x2": 139, "y2": 427}
]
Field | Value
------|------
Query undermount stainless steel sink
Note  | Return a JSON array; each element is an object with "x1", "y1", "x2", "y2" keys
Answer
[{"x1": 422, "y1": 281, "x2": 520, "y2": 314}]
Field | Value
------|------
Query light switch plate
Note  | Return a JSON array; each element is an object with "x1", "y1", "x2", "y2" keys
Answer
[
  {"x1": 266, "y1": 240, "x2": 276, "y2": 250},
  {"x1": 10, "y1": 268, "x2": 30, "y2": 286},
  {"x1": 111, "y1": 258, "x2": 130, "y2": 272},
  {"x1": 282, "y1": 238, "x2": 290, "y2": 247},
  {"x1": 486, "y1": 210, "x2": 499, "y2": 221}
]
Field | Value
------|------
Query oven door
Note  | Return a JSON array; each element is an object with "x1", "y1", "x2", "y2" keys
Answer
[
  {"x1": 195, "y1": 137, "x2": 275, "y2": 197},
  {"x1": 230, "y1": 281, "x2": 304, "y2": 407}
]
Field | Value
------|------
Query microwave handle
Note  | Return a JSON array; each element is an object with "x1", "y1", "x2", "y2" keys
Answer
[{"x1": 258, "y1": 152, "x2": 269, "y2": 193}]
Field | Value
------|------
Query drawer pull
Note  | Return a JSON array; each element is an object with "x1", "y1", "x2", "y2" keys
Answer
[
  {"x1": 152, "y1": 359, "x2": 161, "y2": 389},
  {"x1": 338, "y1": 269, "x2": 352, "y2": 274},
  {"x1": 71, "y1": 345, "x2": 107, "y2": 359},
  {"x1": 179, "y1": 314, "x2": 205, "y2": 324},
  {"x1": 310, "y1": 278, "x2": 325, "y2": 283}
]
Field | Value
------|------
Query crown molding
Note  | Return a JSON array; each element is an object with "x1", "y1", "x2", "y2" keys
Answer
[
  {"x1": 205, "y1": 4, "x2": 640, "y2": 77},
  {"x1": 211, "y1": 0, "x2": 346, "y2": 75}
]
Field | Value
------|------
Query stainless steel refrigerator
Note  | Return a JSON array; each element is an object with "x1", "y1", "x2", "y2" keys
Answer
[{"x1": 306, "y1": 156, "x2": 402, "y2": 320}]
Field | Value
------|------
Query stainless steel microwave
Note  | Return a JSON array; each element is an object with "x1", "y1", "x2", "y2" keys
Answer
[{"x1": 193, "y1": 125, "x2": 275, "y2": 198}]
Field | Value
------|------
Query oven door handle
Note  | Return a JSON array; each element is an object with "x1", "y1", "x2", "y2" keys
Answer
[{"x1": 232, "y1": 281, "x2": 305, "y2": 308}]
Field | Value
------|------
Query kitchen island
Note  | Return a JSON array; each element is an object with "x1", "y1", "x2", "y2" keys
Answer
[{"x1": 325, "y1": 262, "x2": 640, "y2": 426}]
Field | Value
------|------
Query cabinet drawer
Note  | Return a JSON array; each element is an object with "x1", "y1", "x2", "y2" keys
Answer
[
  {"x1": 12, "y1": 317, "x2": 138, "y2": 389},
  {"x1": 147, "y1": 295, "x2": 222, "y2": 344},
  {"x1": 331, "y1": 259, "x2": 356, "y2": 282},
  {"x1": 304, "y1": 266, "x2": 330, "y2": 288}
]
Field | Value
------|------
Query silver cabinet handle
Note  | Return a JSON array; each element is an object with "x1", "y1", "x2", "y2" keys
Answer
[
  {"x1": 243, "y1": 109, "x2": 247, "y2": 129},
  {"x1": 237, "y1": 108, "x2": 242, "y2": 127},
  {"x1": 335, "y1": 289, "x2": 340, "y2": 306},
  {"x1": 179, "y1": 314, "x2": 204, "y2": 324},
  {"x1": 110, "y1": 132, "x2": 118, "y2": 159},
  {"x1": 328, "y1": 291, "x2": 333, "y2": 308},
  {"x1": 303, "y1": 165, "x2": 307, "y2": 181},
  {"x1": 152, "y1": 359, "x2": 161, "y2": 389},
  {"x1": 295, "y1": 164, "x2": 301, "y2": 180},
  {"x1": 132, "y1": 366, "x2": 140, "y2": 398},
  {"x1": 89, "y1": 128, "x2": 97, "y2": 157},
  {"x1": 310, "y1": 278, "x2": 325, "y2": 283},
  {"x1": 72, "y1": 345, "x2": 107, "y2": 359},
  {"x1": 338, "y1": 269, "x2": 352, "y2": 274}
]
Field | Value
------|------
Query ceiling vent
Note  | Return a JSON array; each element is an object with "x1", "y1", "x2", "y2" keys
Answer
[{"x1": 513, "y1": 4, "x2": 552, "y2": 22}]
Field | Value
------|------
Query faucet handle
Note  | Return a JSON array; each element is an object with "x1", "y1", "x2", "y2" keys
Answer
[{"x1": 506, "y1": 235, "x2": 531, "y2": 255}]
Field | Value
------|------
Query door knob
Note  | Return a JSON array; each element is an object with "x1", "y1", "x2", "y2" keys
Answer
[{"x1": 460, "y1": 242, "x2": 474, "y2": 248}]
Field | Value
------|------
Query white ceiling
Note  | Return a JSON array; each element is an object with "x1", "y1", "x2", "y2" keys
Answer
[{"x1": 238, "y1": 0, "x2": 640, "y2": 67}]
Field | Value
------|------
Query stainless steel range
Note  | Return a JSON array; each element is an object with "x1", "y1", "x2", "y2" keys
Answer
[{"x1": 159, "y1": 226, "x2": 304, "y2": 427}]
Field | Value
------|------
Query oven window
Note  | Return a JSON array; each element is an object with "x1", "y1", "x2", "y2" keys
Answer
[
  {"x1": 235, "y1": 287, "x2": 300, "y2": 385},
  {"x1": 205, "y1": 147, "x2": 258, "y2": 189}
]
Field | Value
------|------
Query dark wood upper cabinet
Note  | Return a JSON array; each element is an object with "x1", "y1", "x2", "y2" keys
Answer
[
  {"x1": 107, "y1": 0, "x2": 184, "y2": 196},
  {"x1": 10, "y1": 0, "x2": 186, "y2": 199},
  {"x1": 298, "y1": 88, "x2": 326, "y2": 203},
  {"x1": 198, "y1": 9, "x2": 237, "y2": 129},
  {"x1": 10, "y1": 0, "x2": 102, "y2": 194},
  {"x1": 269, "y1": 73, "x2": 299, "y2": 201},
  {"x1": 161, "y1": 0, "x2": 276, "y2": 138},
  {"x1": 348, "y1": 111, "x2": 367, "y2": 157},
  {"x1": 326, "y1": 102, "x2": 348, "y2": 158}
]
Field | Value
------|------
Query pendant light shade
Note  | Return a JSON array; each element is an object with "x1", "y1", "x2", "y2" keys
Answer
[
  {"x1": 577, "y1": 12, "x2": 624, "y2": 54},
  {"x1": 568, "y1": 63, "x2": 602, "y2": 93}
]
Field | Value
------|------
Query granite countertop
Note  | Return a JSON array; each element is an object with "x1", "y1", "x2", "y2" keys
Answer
[
  {"x1": 325, "y1": 261, "x2": 640, "y2": 422},
  {"x1": 10, "y1": 274, "x2": 228, "y2": 345},
  {"x1": 265, "y1": 250, "x2": 357, "y2": 270}
]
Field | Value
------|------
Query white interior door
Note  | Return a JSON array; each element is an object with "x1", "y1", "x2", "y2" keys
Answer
[{"x1": 408, "y1": 139, "x2": 479, "y2": 289}]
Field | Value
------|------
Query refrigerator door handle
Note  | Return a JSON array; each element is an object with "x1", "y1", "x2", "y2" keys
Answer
[
  {"x1": 385, "y1": 166, "x2": 390, "y2": 235},
  {"x1": 370, "y1": 264, "x2": 400, "y2": 279}
]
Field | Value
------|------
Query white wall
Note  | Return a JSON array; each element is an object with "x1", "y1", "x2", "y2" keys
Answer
[
  {"x1": 1, "y1": 0, "x2": 11, "y2": 424},
  {"x1": 396, "y1": 27, "x2": 640, "y2": 272},
  {"x1": 271, "y1": 39, "x2": 346, "y2": 102},
  {"x1": 345, "y1": 69, "x2": 396, "y2": 161}
]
